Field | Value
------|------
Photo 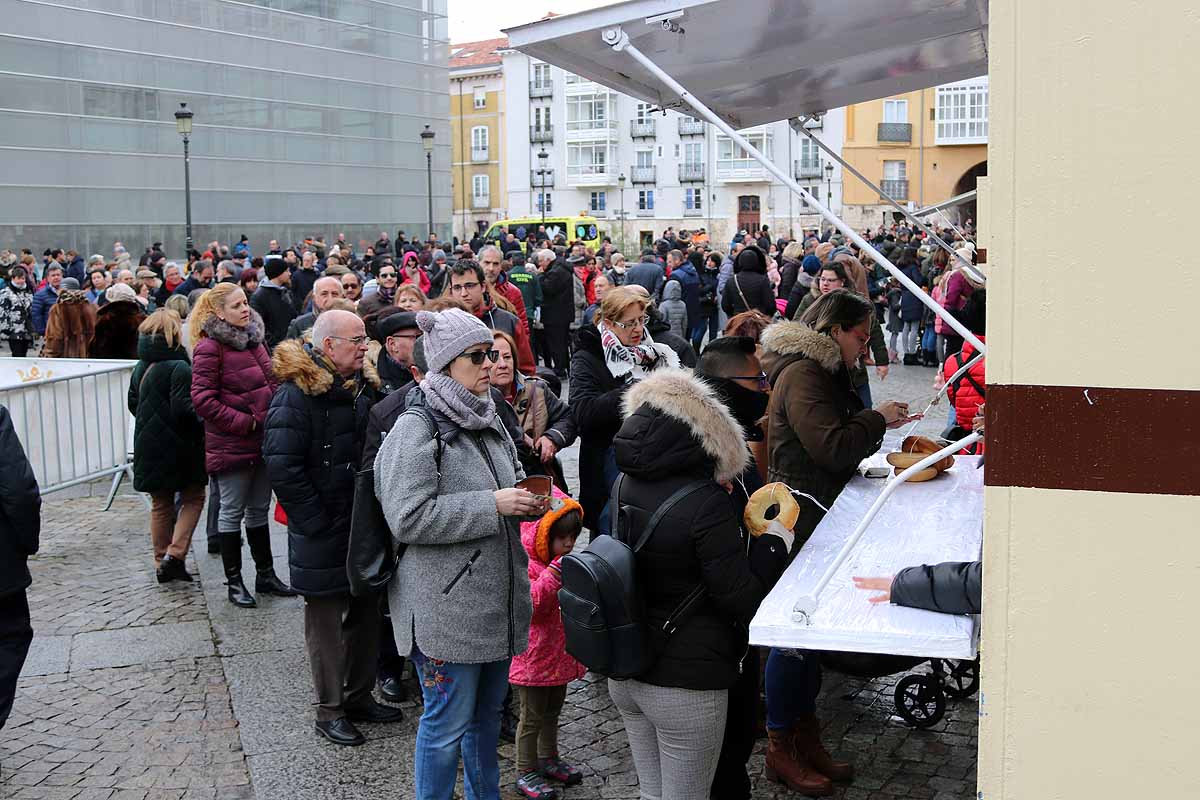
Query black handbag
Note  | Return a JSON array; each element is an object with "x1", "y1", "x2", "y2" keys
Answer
[{"x1": 346, "y1": 406, "x2": 441, "y2": 596}]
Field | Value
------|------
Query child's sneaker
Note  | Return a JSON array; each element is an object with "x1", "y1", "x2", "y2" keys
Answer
[
  {"x1": 539, "y1": 757, "x2": 583, "y2": 786},
  {"x1": 516, "y1": 771, "x2": 559, "y2": 799}
]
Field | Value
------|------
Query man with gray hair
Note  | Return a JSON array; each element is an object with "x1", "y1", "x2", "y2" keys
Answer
[
  {"x1": 478, "y1": 244, "x2": 528, "y2": 332},
  {"x1": 285, "y1": 275, "x2": 344, "y2": 340},
  {"x1": 264, "y1": 309, "x2": 401, "y2": 747}
]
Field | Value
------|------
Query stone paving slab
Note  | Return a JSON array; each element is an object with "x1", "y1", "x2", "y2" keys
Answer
[
  {"x1": 245, "y1": 733, "x2": 416, "y2": 800},
  {"x1": 69, "y1": 622, "x2": 216, "y2": 672},
  {"x1": 20, "y1": 636, "x2": 73, "y2": 678}
]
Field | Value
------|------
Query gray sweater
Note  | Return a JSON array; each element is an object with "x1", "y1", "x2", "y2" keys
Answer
[{"x1": 375, "y1": 406, "x2": 532, "y2": 664}]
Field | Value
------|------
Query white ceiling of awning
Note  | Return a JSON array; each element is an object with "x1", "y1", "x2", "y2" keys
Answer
[{"x1": 505, "y1": 0, "x2": 988, "y2": 129}]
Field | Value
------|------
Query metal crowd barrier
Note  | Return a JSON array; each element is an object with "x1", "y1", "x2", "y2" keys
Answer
[{"x1": 0, "y1": 359, "x2": 146, "y2": 510}]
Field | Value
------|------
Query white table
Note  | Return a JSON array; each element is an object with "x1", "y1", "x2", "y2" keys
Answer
[{"x1": 749, "y1": 454, "x2": 983, "y2": 659}]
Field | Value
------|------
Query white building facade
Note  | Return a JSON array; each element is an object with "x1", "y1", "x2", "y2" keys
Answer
[{"x1": 502, "y1": 50, "x2": 844, "y2": 252}]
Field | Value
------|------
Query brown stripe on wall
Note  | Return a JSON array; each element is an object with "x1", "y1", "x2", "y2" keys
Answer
[{"x1": 986, "y1": 384, "x2": 1200, "y2": 495}]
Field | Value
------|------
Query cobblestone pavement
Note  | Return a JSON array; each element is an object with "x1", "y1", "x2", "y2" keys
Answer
[{"x1": 3, "y1": 359, "x2": 975, "y2": 800}]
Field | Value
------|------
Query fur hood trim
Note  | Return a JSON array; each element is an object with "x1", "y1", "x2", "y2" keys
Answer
[
  {"x1": 271, "y1": 338, "x2": 337, "y2": 397},
  {"x1": 621, "y1": 368, "x2": 749, "y2": 483},
  {"x1": 362, "y1": 340, "x2": 382, "y2": 390},
  {"x1": 760, "y1": 320, "x2": 842, "y2": 373},
  {"x1": 203, "y1": 309, "x2": 265, "y2": 351},
  {"x1": 58, "y1": 289, "x2": 90, "y2": 305}
]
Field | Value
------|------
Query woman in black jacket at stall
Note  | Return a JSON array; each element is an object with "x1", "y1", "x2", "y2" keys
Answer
[
  {"x1": 607, "y1": 368, "x2": 794, "y2": 800},
  {"x1": 721, "y1": 245, "x2": 777, "y2": 319}
]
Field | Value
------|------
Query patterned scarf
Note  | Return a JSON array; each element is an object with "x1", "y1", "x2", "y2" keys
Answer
[
  {"x1": 420, "y1": 372, "x2": 496, "y2": 430},
  {"x1": 598, "y1": 320, "x2": 680, "y2": 381}
]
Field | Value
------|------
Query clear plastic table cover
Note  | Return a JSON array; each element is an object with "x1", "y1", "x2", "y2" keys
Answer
[{"x1": 749, "y1": 446, "x2": 983, "y2": 659}]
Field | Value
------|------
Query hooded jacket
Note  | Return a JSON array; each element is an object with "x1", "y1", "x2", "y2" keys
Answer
[
  {"x1": 721, "y1": 246, "x2": 777, "y2": 318},
  {"x1": 761, "y1": 321, "x2": 886, "y2": 544},
  {"x1": 612, "y1": 370, "x2": 789, "y2": 689},
  {"x1": 127, "y1": 334, "x2": 206, "y2": 493},
  {"x1": 658, "y1": 279, "x2": 688, "y2": 340},
  {"x1": 263, "y1": 339, "x2": 372, "y2": 597},
  {"x1": 89, "y1": 300, "x2": 145, "y2": 360},
  {"x1": 249, "y1": 282, "x2": 297, "y2": 350},
  {"x1": 42, "y1": 290, "x2": 96, "y2": 358},
  {"x1": 539, "y1": 259, "x2": 576, "y2": 328},
  {"x1": 190, "y1": 310, "x2": 277, "y2": 474}
]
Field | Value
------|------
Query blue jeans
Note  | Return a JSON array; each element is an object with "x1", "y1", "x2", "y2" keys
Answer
[
  {"x1": 594, "y1": 445, "x2": 621, "y2": 538},
  {"x1": 411, "y1": 648, "x2": 512, "y2": 800},
  {"x1": 764, "y1": 648, "x2": 822, "y2": 731},
  {"x1": 856, "y1": 381, "x2": 872, "y2": 408},
  {"x1": 689, "y1": 310, "x2": 719, "y2": 353}
]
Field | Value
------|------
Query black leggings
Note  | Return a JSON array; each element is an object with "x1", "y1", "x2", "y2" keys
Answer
[{"x1": 8, "y1": 339, "x2": 29, "y2": 358}]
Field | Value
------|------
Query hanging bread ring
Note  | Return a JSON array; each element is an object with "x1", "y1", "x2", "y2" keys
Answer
[{"x1": 743, "y1": 482, "x2": 800, "y2": 537}]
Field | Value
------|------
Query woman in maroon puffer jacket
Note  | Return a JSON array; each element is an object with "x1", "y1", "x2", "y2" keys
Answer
[{"x1": 190, "y1": 283, "x2": 294, "y2": 608}]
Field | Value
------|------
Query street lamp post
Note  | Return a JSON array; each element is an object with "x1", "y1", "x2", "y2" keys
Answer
[
  {"x1": 420, "y1": 124, "x2": 435, "y2": 240},
  {"x1": 618, "y1": 173, "x2": 626, "y2": 254},
  {"x1": 536, "y1": 148, "x2": 549, "y2": 228},
  {"x1": 824, "y1": 162, "x2": 834, "y2": 236},
  {"x1": 173, "y1": 103, "x2": 194, "y2": 255}
]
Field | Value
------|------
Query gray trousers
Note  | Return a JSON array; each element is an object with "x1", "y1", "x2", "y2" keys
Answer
[
  {"x1": 608, "y1": 678, "x2": 727, "y2": 800},
  {"x1": 214, "y1": 464, "x2": 271, "y2": 532}
]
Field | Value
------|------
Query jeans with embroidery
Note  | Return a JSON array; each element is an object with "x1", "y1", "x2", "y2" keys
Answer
[{"x1": 411, "y1": 647, "x2": 512, "y2": 800}]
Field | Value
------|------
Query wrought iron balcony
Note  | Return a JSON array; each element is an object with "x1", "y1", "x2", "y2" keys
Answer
[
  {"x1": 678, "y1": 163, "x2": 705, "y2": 182},
  {"x1": 530, "y1": 168, "x2": 554, "y2": 188},
  {"x1": 794, "y1": 159, "x2": 823, "y2": 180},
  {"x1": 880, "y1": 179, "x2": 909, "y2": 200},
  {"x1": 529, "y1": 81, "x2": 552, "y2": 99},
  {"x1": 529, "y1": 125, "x2": 553, "y2": 144},
  {"x1": 630, "y1": 119, "x2": 656, "y2": 138},
  {"x1": 877, "y1": 122, "x2": 912, "y2": 143},
  {"x1": 471, "y1": 147, "x2": 489, "y2": 163},
  {"x1": 678, "y1": 117, "x2": 705, "y2": 136},
  {"x1": 630, "y1": 166, "x2": 656, "y2": 184},
  {"x1": 471, "y1": 194, "x2": 490, "y2": 209}
]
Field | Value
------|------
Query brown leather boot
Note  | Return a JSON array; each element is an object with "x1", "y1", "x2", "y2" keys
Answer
[
  {"x1": 793, "y1": 714, "x2": 854, "y2": 782},
  {"x1": 764, "y1": 729, "x2": 833, "y2": 797}
]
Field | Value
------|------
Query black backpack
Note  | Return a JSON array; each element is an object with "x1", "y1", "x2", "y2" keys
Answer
[{"x1": 557, "y1": 476, "x2": 709, "y2": 679}]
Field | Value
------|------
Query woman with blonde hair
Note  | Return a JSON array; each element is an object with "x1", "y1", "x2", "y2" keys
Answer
[
  {"x1": 395, "y1": 283, "x2": 428, "y2": 312},
  {"x1": 128, "y1": 309, "x2": 207, "y2": 583},
  {"x1": 190, "y1": 283, "x2": 293, "y2": 607}
]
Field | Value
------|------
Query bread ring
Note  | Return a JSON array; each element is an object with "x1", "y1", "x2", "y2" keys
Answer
[
  {"x1": 895, "y1": 466, "x2": 940, "y2": 482},
  {"x1": 743, "y1": 482, "x2": 800, "y2": 537}
]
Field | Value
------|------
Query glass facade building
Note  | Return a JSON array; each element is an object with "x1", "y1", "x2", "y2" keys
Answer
[{"x1": 0, "y1": 0, "x2": 450, "y2": 258}]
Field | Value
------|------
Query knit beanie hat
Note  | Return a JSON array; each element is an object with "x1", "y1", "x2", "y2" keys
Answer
[
  {"x1": 264, "y1": 258, "x2": 288, "y2": 280},
  {"x1": 534, "y1": 493, "x2": 584, "y2": 564},
  {"x1": 105, "y1": 282, "x2": 138, "y2": 304},
  {"x1": 415, "y1": 308, "x2": 492, "y2": 374}
]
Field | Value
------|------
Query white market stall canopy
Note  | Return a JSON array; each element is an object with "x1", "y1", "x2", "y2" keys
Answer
[{"x1": 505, "y1": 0, "x2": 989, "y2": 128}]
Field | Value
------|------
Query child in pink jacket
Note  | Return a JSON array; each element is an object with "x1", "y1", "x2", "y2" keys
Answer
[{"x1": 510, "y1": 489, "x2": 587, "y2": 800}]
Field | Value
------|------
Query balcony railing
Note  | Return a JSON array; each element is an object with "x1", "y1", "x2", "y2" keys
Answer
[
  {"x1": 794, "y1": 159, "x2": 823, "y2": 180},
  {"x1": 715, "y1": 159, "x2": 767, "y2": 181},
  {"x1": 630, "y1": 166, "x2": 656, "y2": 183},
  {"x1": 678, "y1": 117, "x2": 705, "y2": 135},
  {"x1": 471, "y1": 147, "x2": 489, "y2": 162},
  {"x1": 529, "y1": 81, "x2": 552, "y2": 98},
  {"x1": 630, "y1": 119, "x2": 656, "y2": 138},
  {"x1": 877, "y1": 122, "x2": 912, "y2": 143},
  {"x1": 566, "y1": 165, "x2": 616, "y2": 186},
  {"x1": 529, "y1": 125, "x2": 553, "y2": 144},
  {"x1": 880, "y1": 179, "x2": 909, "y2": 200},
  {"x1": 471, "y1": 194, "x2": 490, "y2": 209},
  {"x1": 530, "y1": 168, "x2": 554, "y2": 188},
  {"x1": 678, "y1": 163, "x2": 705, "y2": 182},
  {"x1": 565, "y1": 119, "x2": 618, "y2": 140}
]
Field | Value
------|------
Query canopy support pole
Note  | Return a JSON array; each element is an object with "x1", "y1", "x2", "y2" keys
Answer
[
  {"x1": 791, "y1": 117, "x2": 985, "y2": 285},
  {"x1": 913, "y1": 189, "x2": 977, "y2": 218},
  {"x1": 601, "y1": 26, "x2": 986, "y2": 355}
]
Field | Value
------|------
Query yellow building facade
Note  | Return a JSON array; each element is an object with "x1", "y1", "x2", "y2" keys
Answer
[
  {"x1": 449, "y1": 38, "x2": 507, "y2": 243},
  {"x1": 840, "y1": 80, "x2": 988, "y2": 230}
]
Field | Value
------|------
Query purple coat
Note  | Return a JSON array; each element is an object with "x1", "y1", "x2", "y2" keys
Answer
[{"x1": 190, "y1": 310, "x2": 277, "y2": 474}]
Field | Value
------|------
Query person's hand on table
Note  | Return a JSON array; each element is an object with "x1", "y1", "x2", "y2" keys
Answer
[
  {"x1": 852, "y1": 575, "x2": 894, "y2": 604},
  {"x1": 876, "y1": 401, "x2": 922, "y2": 429}
]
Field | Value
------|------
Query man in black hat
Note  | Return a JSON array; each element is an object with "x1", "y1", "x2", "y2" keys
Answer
[
  {"x1": 368, "y1": 309, "x2": 420, "y2": 397},
  {"x1": 250, "y1": 258, "x2": 297, "y2": 350}
]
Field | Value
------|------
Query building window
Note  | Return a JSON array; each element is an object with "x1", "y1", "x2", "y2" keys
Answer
[
  {"x1": 883, "y1": 99, "x2": 908, "y2": 123},
  {"x1": 883, "y1": 160, "x2": 907, "y2": 181},
  {"x1": 638, "y1": 190, "x2": 654, "y2": 210},
  {"x1": 590, "y1": 191, "x2": 607, "y2": 212},
  {"x1": 567, "y1": 142, "x2": 614, "y2": 179},
  {"x1": 473, "y1": 86, "x2": 487, "y2": 110},
  {"x1": 936, "y1": 78, "x2": 989, "y2": 144},
  {"x1": 472, "y1": 174, "x2": 489, "y2": 198},
  {"x1": 682, "y1": 141, "x2": 703, "y2": 167},
  {"x1": 532, "y1": 63, "x2": 551, "y2": 88},
  {"x1": 635, "y1": 102, "x2": 653, "y2": 123},
  {"x1": 635, "y1": 149, "x2": 654, "y2": 168},
  {"x1": 537, "y1": 192, "x2": 553, "y2": 212},
  {"x1": 799, "y1": 137, "x2": 820, "y2": 170},
  {"x1": 685, "y1": 188, "x2": 702, "y2": 211},
  {"x1": 471, "y1": 126, "x2": 489, "y2": 151},
  {"x1": 533, "y1": 106, "x2": 552, "y2": 131},
  {"x1": 566, "y1": 93, "x2": 613, "y2": 132}
]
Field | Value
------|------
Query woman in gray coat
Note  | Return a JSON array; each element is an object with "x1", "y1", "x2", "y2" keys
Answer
[{"x1": 375, "y1": 308, "x2": 545, "y2": 800}]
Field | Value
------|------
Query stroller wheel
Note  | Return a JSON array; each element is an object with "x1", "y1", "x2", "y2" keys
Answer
[
  {"x1": 894, "y1": 674, "x2": 946, "y2": 729},
  {"x1": 941, "y1": 658, "x2": 980, "y2": 700}
]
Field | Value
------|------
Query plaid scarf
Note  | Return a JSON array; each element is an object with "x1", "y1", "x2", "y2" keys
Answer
[{"x1": 598, "y1": 321, "x2": 679, "y2": 381}]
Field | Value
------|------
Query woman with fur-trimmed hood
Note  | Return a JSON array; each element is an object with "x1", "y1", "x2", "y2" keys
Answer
[{"x1": 607, "y1": 368, "x2": 795, "y2": 799}]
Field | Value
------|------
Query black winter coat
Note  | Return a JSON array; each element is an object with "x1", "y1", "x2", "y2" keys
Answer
[
  {"x1": 892, "y1": 561, "x2": 981, "y2": 614},
  {"x1": 568, "y1": 324, "x2": 631, "y2": 531},
  {"x1": 290, "y1": 267, "x2": 320, "y2": 315},
  {"x1": 249, "y1": 284, "x2": 298, "y2": 350},
  {"x1": 90, "y1": 301, "x2": 146, "y2": 360},
  {"x1": 0, "y1": 405, "x2": 41, "y2": 597},
  {"x1": 612, "y1": 370, "x2": 788, "y2": 690},
  {"x1": 539, "y1": 261, "x2": 576, "y2": 328},
  {"x1": 263, "y1": 340, "x2": 371, "y2": 596},
  {"x1": 721, "y1": 246, "x2": 777, "y2": 318},
  {"x1": 127, "y1": 335, "x2": 207, "y2": 493}
]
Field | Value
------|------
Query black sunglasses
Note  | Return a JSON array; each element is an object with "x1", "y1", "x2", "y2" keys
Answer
[{"x1": 458, "y1": 349, "x2": 499, "y2": 366}]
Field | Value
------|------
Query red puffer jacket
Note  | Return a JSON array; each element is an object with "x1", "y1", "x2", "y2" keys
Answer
[
  {"x1": 943, "y1": 338, "x2": 985, "y2": 455},
  {"x1": 191, "y1": 310, "x2": 278, "y2": 474}
]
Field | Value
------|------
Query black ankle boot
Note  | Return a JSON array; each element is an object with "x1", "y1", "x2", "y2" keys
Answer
[
  {"x1": 903, "y1": 353, "x2": 920, "y2": 366},
  {"x1": 218, "y1": 531, "x2": 256, "y2": 608},
  {"x1": 246, "y1": 525, "x2": 296, "y2": 596}
]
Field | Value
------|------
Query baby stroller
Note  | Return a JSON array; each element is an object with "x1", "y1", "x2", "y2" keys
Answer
[{"x1": 819, "y1": 650, "x2": 979, "y2": 729}]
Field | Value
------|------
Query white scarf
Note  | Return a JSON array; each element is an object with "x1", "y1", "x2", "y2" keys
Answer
[{"x1": 598, "y1": 320, "x2": 680, "y2": 381}]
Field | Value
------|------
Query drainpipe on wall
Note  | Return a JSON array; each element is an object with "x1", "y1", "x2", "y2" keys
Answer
[{"x1": 919, "y1": 90, "x2": 925, "y2": 208}]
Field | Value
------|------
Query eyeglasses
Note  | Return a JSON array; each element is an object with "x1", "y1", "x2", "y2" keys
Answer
[
  {"x1": 457, "y1": 349, "x2": 499, "y2": 366},
  {"x1": 450, "y1": 281, "x2": 481, "y2": 293},
  {"x1": 342, "y1": 281, "x2": 360, "y2": 289},
  {"x1": 730, "y1": 371, "x2": 770, "y2": 388},
  {"x1": 378, "y1": 271, "x2": 397, "y2": 279},
  {"x1": 329, "y1": 335, "x2": 369, "y2": 346},
  {"x1": 610, "y1": 314, "x2": 649, "y2": 330}
]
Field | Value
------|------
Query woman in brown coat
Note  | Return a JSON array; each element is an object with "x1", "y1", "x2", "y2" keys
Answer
[
  {"x1": 42, "y1": 279, "x2": 97, "y2": 358},
  {"x1": 89, "y1": 284, "x2": 146, "y2": 360}
]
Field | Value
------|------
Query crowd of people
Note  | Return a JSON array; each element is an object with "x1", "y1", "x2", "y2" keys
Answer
[{"x1": 0, "y1": 220, "x2": 987, "y2": 800}]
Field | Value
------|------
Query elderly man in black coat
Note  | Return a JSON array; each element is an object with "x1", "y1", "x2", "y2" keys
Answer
[
  {"x1": 0, "y1": 405, "x2": 41, "y2": 732},
  {"x1": 264, "y1": 310, "x2": 402, "y2": 747}
]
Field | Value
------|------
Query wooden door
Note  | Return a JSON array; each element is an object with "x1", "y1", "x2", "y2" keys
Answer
[{"x1": 737, "y1": 195, "x2": 761, "y2": 232}]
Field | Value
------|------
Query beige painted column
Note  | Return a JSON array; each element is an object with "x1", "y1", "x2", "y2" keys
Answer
[{"x1": 981, "y1": 2, "x2": 1200, "y2": 798}]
